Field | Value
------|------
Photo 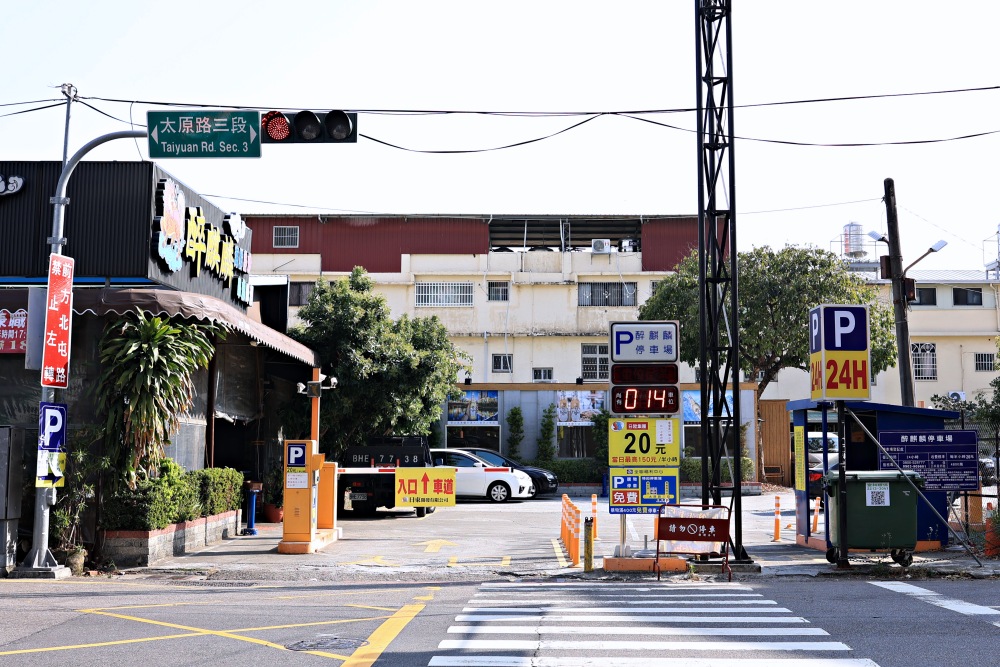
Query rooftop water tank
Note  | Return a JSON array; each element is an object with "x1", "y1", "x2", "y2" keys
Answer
[{"x1": 843, "y1": 222, "x2": 866, "y2": 258}]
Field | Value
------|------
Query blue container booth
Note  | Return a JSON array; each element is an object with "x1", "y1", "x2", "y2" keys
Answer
[{"x1": 788, "y1": 400, "x2": 957, "y2": 550}]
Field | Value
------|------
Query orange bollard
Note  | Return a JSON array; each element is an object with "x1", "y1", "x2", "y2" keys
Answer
[
  {"x1": 812, "y1": 497, "x2": 821, "y2": 533},
  {"x1": 772, "y1": 495, "x2": 781, "y2": 541},
  {"x1": 591, "y1": 494, "x2": 599, "y2": 540}
]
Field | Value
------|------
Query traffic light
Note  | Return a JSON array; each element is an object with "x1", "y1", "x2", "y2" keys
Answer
[{"x1": 260, "y1": 110, "x2": 357, "y2": 144}]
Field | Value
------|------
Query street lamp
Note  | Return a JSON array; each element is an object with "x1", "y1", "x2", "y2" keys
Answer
[{"x1": 868, "y1": 228, "x2": 947, "y2": 407}]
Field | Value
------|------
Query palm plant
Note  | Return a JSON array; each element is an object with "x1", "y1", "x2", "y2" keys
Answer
[{"x1": 97, "y1": 309, "x2": 222, "y2": 489}]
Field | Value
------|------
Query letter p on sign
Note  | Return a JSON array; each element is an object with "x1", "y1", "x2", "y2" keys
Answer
[{"x1": 809, "y1": 304, "x2": 871, "y2": 401}]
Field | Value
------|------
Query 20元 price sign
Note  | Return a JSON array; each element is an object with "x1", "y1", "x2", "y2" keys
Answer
[
  {"x1": 608, "y1": 418, "x2": 681, "y2": 466},
  {"x1": 809, "y1": 304, "x2": 871, "y2": 401}
]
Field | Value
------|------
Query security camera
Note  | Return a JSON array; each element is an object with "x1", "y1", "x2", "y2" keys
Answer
[
  {"x1": 325, "y1": 376, "x2": 338, "y2": 389},
  {"x1": 296, "y1": 382, "x2": 307, "y2": 395}
]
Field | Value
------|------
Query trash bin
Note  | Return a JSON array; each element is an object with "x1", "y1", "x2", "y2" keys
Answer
[{"x1": 824, "y1": 470, "x2": 923, "y2": 564}]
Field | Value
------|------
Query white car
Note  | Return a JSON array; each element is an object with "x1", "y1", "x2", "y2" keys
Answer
[{"x1": 430, "y1": 448, "x2": 534, "y2": 502}]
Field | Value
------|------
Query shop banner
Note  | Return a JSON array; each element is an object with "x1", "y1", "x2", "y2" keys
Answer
[
  {"x1": 448, "y1": 390, "x2": 499, "y2": 426},
  {"x1": 556, "y1": 390, "x2": 606, "y2": 425},
  {"x1": 0, "y1": 308, "x2": 27, "y2": 354}
]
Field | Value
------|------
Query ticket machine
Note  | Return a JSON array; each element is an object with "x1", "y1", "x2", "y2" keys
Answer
[{"x1": 278, "y1": 439, "x2": 339, "y2": 553}]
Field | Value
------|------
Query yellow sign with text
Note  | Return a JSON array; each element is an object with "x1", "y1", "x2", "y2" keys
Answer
[
  {"x1": 810, "y1": 350, "x2": 870, "y2": 400},
  {"x1": 608, "y1": 417, "x2": 681, "y2": 466},
  {"x1": 794, "y1": 426, "x2": 806, "y2": 491},
  {"x1": 394, "y1": 467, "x2": 457, "y2": 507}
]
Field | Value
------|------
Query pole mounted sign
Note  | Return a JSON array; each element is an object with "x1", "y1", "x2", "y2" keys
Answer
[
  {"x1": 147, "y1": 110, "x2": 261, "y2": 159},
  {"x1": 809, "y1": 304, "x2": 871, "y2": 401},
  {"x1": 608, "y1": 321, "x2": 680, "y2": 416},
  {"x1": 40, "y1": 254, "x2": 74, "y2": 389},
  {"x1": 37, "y1": 402, "x2": 67, "y2": 488}
]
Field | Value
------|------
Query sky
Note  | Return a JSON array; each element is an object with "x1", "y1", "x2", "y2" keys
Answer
[{"x1": 2, "y1": 1, "x2": 998, "y2": 272}]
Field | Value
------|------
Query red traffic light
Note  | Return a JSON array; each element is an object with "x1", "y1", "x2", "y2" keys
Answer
[
  {"x1": 261, "y1": 111, "x2": 291, "y2": 142},
  {"x1": 260, "y1": 110, "x2": 357, "y2": 143}
]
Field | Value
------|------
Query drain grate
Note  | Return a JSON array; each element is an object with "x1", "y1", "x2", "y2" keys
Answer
[{"x1": 286, "y1": 637, "x2": 369, "y2": 651}]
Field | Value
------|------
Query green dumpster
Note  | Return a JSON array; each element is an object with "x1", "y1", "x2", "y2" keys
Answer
[{"x1": 824, "y1": 470, "x2": 924, "y2": 564}]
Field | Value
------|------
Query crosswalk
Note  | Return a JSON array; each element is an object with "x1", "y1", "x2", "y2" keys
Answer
[{"x1": 427, "y1": 581, "x2": 880, "y2": 667}]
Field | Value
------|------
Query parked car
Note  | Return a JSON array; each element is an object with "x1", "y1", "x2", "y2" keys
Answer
[
  {"x1": 457, "y1": 447, "x2": 559, "y2": 496},
  {"x1": 807, "y1": 432, "x2": 840, "y2": 469},
  {"x1": 807, "y1": 461, "x2": 840, "y2": 502},
  {"x1": 430, "y1": 448, "x2": 534, "y2": 502},
  {"x1": 980, "y1": 456, "x2": 997, "y2": 487}
]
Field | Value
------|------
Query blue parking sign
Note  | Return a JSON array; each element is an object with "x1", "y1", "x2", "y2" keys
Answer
[
  {"x1": 287, "y1": 441, "x2": 307, "y2": 468},
  {"x1": 38, "y1": 402, "x2": 67, "y2": 452}
]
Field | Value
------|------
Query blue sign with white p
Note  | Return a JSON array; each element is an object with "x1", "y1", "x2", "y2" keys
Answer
[
  {"x1": 38, "y1": 402, "x2": 67, "y2": 452},
  {"x1": 287, "y1": 441, "x2": 307, "y2": 468}
]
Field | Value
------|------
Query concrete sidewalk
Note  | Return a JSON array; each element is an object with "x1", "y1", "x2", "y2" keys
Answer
[{"x1": 123, "y1": 490, "x2": 1000, "y2": 581}]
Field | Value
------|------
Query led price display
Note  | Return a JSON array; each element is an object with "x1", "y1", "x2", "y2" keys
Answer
[
  {"x1": 610, "y1": 385, "x2": 679, "y2": 415},
  {"x1": 610, "y1": 363, "x2": 678, "y2": 385}
]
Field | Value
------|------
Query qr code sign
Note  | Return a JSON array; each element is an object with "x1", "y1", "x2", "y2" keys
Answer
[{"x1": 866, "y1": 482, "x2": 890, "y2": 507}]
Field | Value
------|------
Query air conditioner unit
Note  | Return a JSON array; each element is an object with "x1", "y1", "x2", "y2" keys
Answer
[
  {"x1": 591, "y1": 238, "x2": 611, "y2": 254},
  {"x1": 948, "y1": 391, "x2": 967, "y2": 401}
]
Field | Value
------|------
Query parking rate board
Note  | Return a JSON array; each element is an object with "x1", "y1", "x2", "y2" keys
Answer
[
  {"x1": 608, "y1": 417, "x2": 681, "y2": 466},
  {"x1": 809, "y1": 304, "x2": 871, "y2": 401},
  {"x1": 609, "y1": 467, "x2": 679, "y2": 514},
  {"x1": 878, "y1": 430, "x2": 979, "y2": 491}
]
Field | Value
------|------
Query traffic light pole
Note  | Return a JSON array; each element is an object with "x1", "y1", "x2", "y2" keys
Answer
[{"x1": 13, "y1": 131, "x2": 146, "y2": 578}]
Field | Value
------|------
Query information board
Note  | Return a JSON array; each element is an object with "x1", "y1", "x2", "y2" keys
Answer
[
  {"x1": 878, "y1": 430, "x2": 979, "y2": 491},
  {"x1": 394, "y1": 467, "x2": 457, "y2": 507},
  {"x1": 608, "y1": 467, "x2": 679, "y2": 514}
]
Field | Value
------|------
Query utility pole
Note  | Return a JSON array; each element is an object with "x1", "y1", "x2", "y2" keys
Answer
[{"x1": 883, "y1": 178, "x2": 915, "y2": 407}]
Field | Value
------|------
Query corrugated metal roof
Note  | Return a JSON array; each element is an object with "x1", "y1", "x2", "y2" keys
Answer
[{"x1": 908, "y1": 269, "x2": 996, "y2": 283}]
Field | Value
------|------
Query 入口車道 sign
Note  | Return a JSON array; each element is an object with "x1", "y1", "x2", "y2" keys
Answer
[{"x1": 147, "y1": 110, "x2": 261, "y2": 158}]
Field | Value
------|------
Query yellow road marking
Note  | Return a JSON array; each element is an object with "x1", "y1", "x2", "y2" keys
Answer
[
  {"x1": 227, "y1": 616, "x2": 391, "y2": 632},
  {"x1": 551, "y1": 538, "x2": 570, "y2": 567},
  {"x1": 0, "y1": 633, "x2": 203, "y2": 656},
  {"x1": 344, "y1": 604, "x2": 398, "y2": 612},
  {"x1": 341, "y1": 604, "x2": 425, "y2": 667},
  {"x1": 447, "y1": 556, "x2": 512, "y2": 567},
  {"x1": 414, "y1": 539, "x2": 457, "y2": 553},
  {"x1": 337, "y1": 555, "x2": 398, "y2": 566}
]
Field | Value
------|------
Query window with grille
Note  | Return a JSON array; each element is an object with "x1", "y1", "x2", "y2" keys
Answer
[
  {"x1": 911, "y1": 342, "x2": 937, "y2": 381},
  {"x1": 488, "y1": 281, "x2": 510, "y2": 302},
  {"x1": 975, "y1": 353, "x2": 995, "y2": 372},
  {"x1": 288, "y1": 282, "x2": 314, "y2": 306},
  {"x1": 578, "y1": 282, "x2": 637, "y2": 307},
  {"x1": 273, "y1": 226, "x2": 299, "y2": 248},
  {"x1": 581, "y1": 343, "x2": 609, "y2": 380},
  {"x1": 912, "y1": 287, "x2": 936, "y2": 305},
  {"x1": 532, "y1": 367, "x2": 553, "y2": 382},
  {"x1": 954, "y1": 287, "x2": 983, "y2": 306},
  {"x1": 492, "y1": 354, "x2": 513, "y2": 373},
  {"x1": 415, "y1": 281, "x2": 474, "y2": 307}
]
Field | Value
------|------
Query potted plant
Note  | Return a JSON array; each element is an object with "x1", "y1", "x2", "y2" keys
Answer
[{"x1": 262, "y1": 466, "x2": 284, "y2": 523}]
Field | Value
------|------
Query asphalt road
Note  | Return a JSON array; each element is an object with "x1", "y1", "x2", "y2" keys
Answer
[{"x1": 2, "y1": 494, "x2": 998, "y2": 666}]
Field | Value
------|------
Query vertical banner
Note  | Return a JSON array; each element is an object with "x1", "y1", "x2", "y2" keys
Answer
[{"x1": 40, "y1": 254, "x2": 75, "y2": 389}]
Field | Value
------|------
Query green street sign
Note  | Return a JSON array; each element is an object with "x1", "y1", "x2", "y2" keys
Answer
[{"x1": 147, "y1": 110, "x2": 261, "y2": 158}]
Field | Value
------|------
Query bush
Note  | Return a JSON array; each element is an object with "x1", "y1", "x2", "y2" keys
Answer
[
  {"x1": 531, "y1": 458, "x2": 603, "y2": 484},
  {"x1": 99, "y1": 459, "x2": 244, "y2": 531},
  {"x1": 101, "y1": 479, "x2": 177, "y2": 531},
  {"x1": 679, "y1": 456, "x2": 755, "y2": 483},
  {"x1": 536, "y1": 404, "x2": 557, "y2": 461},
  {"x1": 198, "y1": 467, "x2": 244, "y2": 516},
  {"x1": 505, "y1": 407, "x2": 525, "y2": 461}
]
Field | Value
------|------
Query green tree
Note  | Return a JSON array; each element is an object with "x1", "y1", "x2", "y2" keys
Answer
[
  {"x1": 290, "y1": 267, "x2": 468, "y2": 458},
  {"x1": 639, "y1": 246, "x2": 896, "y2": 396},
  {"x1": 505, "y1": 406, "x2": 525, "y2": 461},
  {"x1": 590, "y1": 408, "x2": 611, "y2": 468},
  {"x1": 536, "y1": 404, "x2": 558, "y2": 461},
  {"x1": 97, "y1": 310, "x2": 221, "y2": 489}
]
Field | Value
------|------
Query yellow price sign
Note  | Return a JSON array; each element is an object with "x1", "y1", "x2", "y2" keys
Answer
[
  {"x1": 394, "y1": 467, "x2": 457, "y2": 507},
  {"x1": 608, "y1": 418, "x2": 681, "y2": 467}
]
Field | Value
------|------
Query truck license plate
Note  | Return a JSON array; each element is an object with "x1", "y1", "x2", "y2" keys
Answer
[{"x1": 349, "y1": 492, "x2": 368, "y2": 501}]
